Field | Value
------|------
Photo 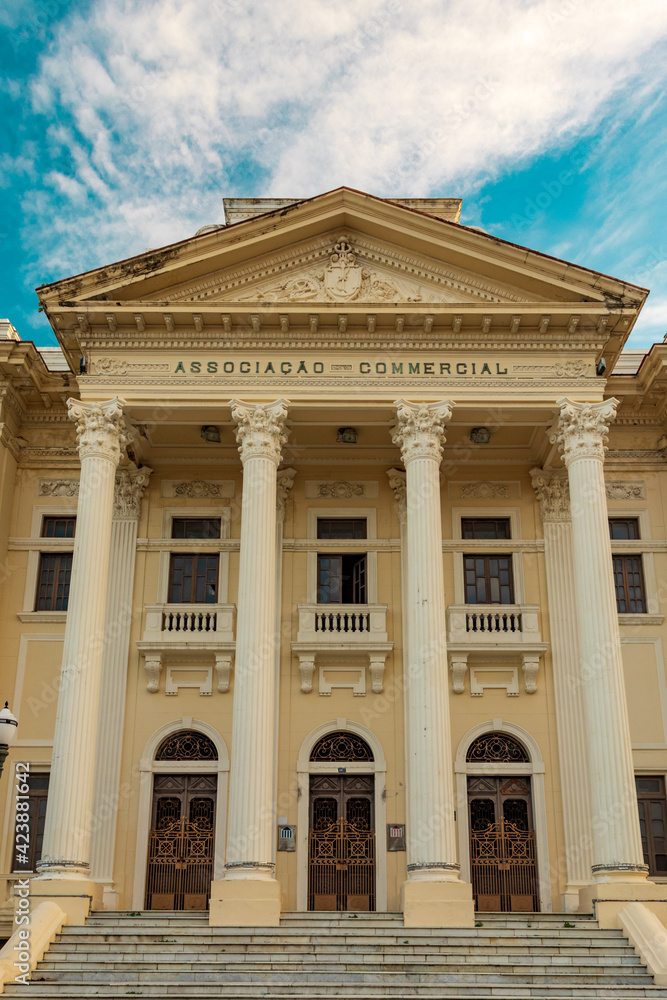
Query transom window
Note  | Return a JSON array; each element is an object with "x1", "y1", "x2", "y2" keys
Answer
[
  {"x1": 462, "y1": 518, "x2": 511, "y2": 540},
  {"x1": 172, "y1": 518, "x2": 221, "y2": 539},
  {"x1": 636, "y1": 776, "x2": 667, "y2": 875},
  {"x1": 317, "y1": 518, "x2": 367, "y2": 540},
  {"x1": 609, "y1": 518, "x2": 640, "y2": 540},
  {"x1": 168, "y1": 518, "x2": 220, "y2": 604},
  {"x1": 42, "y1": 516, "x2": 76, "y2": 538}
]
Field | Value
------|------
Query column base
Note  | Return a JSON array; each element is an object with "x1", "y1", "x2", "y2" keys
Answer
[
  {"x1": 579, "y1": 879, "x2": 667, "y2": 928},
  {"x1": 25, "y1": 876, "x2": 102, "y2": 925},
  {"x1": 209, "y1": 878, "x2": 281, "y2": 927},
  {"x1": 401, "y1": 878, "x2": 475, "y2": 928}
]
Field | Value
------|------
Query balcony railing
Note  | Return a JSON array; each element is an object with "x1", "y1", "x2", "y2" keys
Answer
[
  {"x1": 447, "y1": 604, "x2": 541, "y2": 646},
  {"x1": 297, "y1": 604, "x2": 388, "y2": 644},
  {"x1": 142, "y1": 603, "x2": 235, "y2": 644}
]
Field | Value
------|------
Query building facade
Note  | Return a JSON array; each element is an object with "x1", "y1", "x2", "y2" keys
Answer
[{"x1": 1, "y1": 188, "x2": 666, "y2": 928}]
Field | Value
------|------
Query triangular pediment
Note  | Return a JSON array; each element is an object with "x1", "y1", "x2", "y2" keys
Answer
[{"x1": 165, "y1": 230, "x2": 533, "y2": 307}]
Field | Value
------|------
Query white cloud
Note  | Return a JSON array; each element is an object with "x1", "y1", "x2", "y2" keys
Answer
[{"x1": 13, "y1": 0, "x2": 667, "y2": 288}]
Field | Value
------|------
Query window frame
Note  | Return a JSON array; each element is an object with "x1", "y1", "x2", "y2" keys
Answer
[
  {"x1": 636, "y1": 774, "x2": 667, "y2": 877},
  {"x1": 607, "y1": 506, "x2": 659, "y2": 620},
  {"x1": 21, "y1": 506, "x2": 78, "y2": 619},
  {"x1": 35, "y1": 551, "x2": 74, "y2": 612},
  {"x1": 462, "y1": 552, "x2": 515, "y2": 605},
  {"x1": 306, "y1": 507, "x2": 377, "y2": 604},
  {"x1": 157, "y1": 507, "x2": 231, "y2": 605},
  {"x1": 451, "y1": 507, "x2": 523, "y2": 606},
  {"x1": 612, "y1": 554, "x2": 647, "y2": 614},
  {"x1": 12, "y1": 772, "x2": 50, "y2": 874}
]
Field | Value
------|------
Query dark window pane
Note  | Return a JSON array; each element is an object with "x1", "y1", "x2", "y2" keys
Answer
[
  {"x1": 36, "y1": 553, "x2": 73, "y2": 611},
  {"x1": 463, "y1": 554, "x2": 515, "y2": 605},
  {"x1": 635, "y1": 776, "x2": 667, "y2": 876},
  {"x1": 317, "y1": 519, "x2": 367, "y2": 540},
  {"x1": 462, "y1": 518, "x2": 511, "y2": 540},
  {"x1": 172, "y1": 518, "x2": 221, "y2": 539},
  {"x1": 613, "y1": 555, "x2": 646, "y2": 614},
  {"x1": 317, "y1": 553, "x2": 367, "y2": 604},
  {"x1": 13, "y1": 773, "x2": 50, "y2": 872},
  {"x1": 637, "y1": 779, "x2": 662, "y2": 794},
  {"x1": 609, "y1": 518, "x2": 640, "y2": 540},
  {"x1": 42, "y1": 517, "x2": 76, "y2": 538},
  {"x1": 168, "y1": 553, "x2": 219, "y2": 603}
]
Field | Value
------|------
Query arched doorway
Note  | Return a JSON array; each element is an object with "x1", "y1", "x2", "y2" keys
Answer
[
  {"x1": 455, "y1": 722, "x2": 552, "y2": 913},
  {"x1": 131, "y1": 719, "x2": 229, "y2": 911},
  {"x1": 145, "y1": 731, "x2": 218, "y2": 910},
  {"x1": 308, "y1": 732, "x2": 376, "y2": 911},
  {"x1": 296, "y1": 720, "x2": 387, "y2": 912}
]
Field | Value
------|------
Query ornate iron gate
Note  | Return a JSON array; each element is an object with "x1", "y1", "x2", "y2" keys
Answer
[
  {"x1": 308, "y1": 773, "x2": 375, "y2": 911},
  {"x1": 145, "y1": 772, "x2": 216, "y2": 910},
  {"x1": 470, "y1": 817, "x2": 538, "y2": 912},
  {"x1": 309, "y1": 817, "x2": 375, "y2": 911}
]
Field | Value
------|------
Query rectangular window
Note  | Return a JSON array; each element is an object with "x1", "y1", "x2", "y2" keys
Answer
[
  {"x1": 317, "y1": 518, "x2": 367, "y2": 540},
  {"x1": 36, "y1": 554, "x2": 73, "y2": 611},
  {"x1": 464, "y1": 555, "x2": 515, "y2": 604},
  {"x1": 317, "y1": 554, "x2": 368, "y2": 604},
  {"x1": 13, "y1": 773, "x2": 50, "y2": 873},
  {"x1": 462, "y1": 518, "x2": 511, "y2": 540},
  {"x1": 41, "y1": 516, "x2": 76, "y2": 538},
  {"x1": 636, "y1": 776, "x2": 667, "y2": 875},
  {"x1": 613, "y1": 555, "x2": 646, "y2": 613},
  {"x1": 171, "y1": 518, "x2": 221, "y2": 539},
  {"x1": 168, "y1": 555, "x2": 219, "y2": 603},
  {"x1": 609, "y1": 517, "x2": 640, "y2": 540}
]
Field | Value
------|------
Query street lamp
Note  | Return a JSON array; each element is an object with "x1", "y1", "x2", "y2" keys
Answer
[{"x1": 0, "y1": 702, "x2": 18, "y2": 778}]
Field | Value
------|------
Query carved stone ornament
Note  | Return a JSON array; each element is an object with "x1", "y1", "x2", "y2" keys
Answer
[
  {"x1": 530, "y1": 467, "x2": 570, "y2": 521},
  {"x1": 114, "y1": 465, "x2": 152, "y2": 519},
  {"x1": 553, "y1": 360, "x2": 590, "y2": 378},
  {"x1": 550, "y1": 397, "x2": 619, "y2": 465},
  {"x1": 174, "y1": 480, "x2": 223, "y2": 498},
  {"x1": 605, "y1": 481, "x2": 646, "y2": 501},
  {"x1": 460, "y1": 482, "x2": 509, "y2": 500},
  {"x1": 392, "y1": 399, "x2": 454, "y2": 464},
  {"x1": 386, "y1": 467, "x2": 407, "y2": 524},
  {"x1": 96, "y1": 358, "x2": 128, "y2": 376},
  {"x1": 317, "y1": 481, "x2": 365, "y2": 499},
  {"x1": 67, "y1": 397, "x2": 127, "y2": 464},
  {"x1": 229, "y1": 398, "x2": 289, "y2": 465},
  {"x1": 39, "y1": 479, "x2": 79, "y2": 498},
  {"x1": 276, "y1": 467, "x2": 297, "y2": 520}
]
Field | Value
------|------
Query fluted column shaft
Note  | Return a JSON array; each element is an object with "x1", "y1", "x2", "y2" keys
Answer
[
  {"x1": 90, "y1": 466, "x2": 151, "y2": 900},
  {"x1": 552, "y1": 398, "x2": 646, "y2": 879},
  {"x1": 531, "y1": 469, "x2": 592, "y2": 906},
  {"x1": 393, "y1": 400, "x2": 459, "y2": 879},
  {"x1": 39, "y1": 398, "x2": 126, "y2": 877},
  {"x1": 225, "y1": 399, "x2": 289, "y2": 879}
]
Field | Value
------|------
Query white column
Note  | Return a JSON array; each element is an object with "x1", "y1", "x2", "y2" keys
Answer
[
  {"x1": 210, "y1": 399, "x2": 289, "y2": 927},
  {"x1": 531, "y1": 467, "x2": 593, "y2": 909},
  {"x1": 90, "y1": 464, "x2": 151, "y2": 908},
  {"x1": 551, "y1": 398, "x2": 646, "y2": 885},
  {"x1": 35, "y1": 398, "x2": 126, "y2": 919},
  {"x1": 392, "y1": 400, "x2": 474, "y2": 927}
]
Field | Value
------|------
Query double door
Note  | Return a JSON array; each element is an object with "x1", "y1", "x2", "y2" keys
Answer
[
  {"x1": 468, "y1": 775, "x2": 539, "y2": 912},
  {"x1": 145, "y1": 773, "x2": 217, "y2": 910},
  {"x1": 308, "y1": 774, "x2": 375, "y2": 911}
]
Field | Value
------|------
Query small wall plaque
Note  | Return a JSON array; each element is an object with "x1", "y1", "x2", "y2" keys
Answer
[
  {"x1": 387, "y1": 824, "x2": 406, "y2": 851},
  {"x1": 277, "y1": 825, "x2": 296, "y2": 852}
]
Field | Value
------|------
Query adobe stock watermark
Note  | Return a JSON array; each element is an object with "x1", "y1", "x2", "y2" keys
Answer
[{"x1": 13, "y1": 761, "x2": 32, "y2": 986}]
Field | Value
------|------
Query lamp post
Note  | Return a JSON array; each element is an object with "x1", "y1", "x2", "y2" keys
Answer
[{"x1": 0, "y1": 702, "x2": 18, "y2": 778}]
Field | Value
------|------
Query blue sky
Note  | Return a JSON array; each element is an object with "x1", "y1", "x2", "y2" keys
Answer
[{"x1": 1, "y1": 0, "x2": 666, "y2": 349}]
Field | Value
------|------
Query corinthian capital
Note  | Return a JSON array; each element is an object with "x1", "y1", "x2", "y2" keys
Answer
[
  {"x1": 276, "y1": 467, "x2": 297, "y2": 521},
  {"x1": 391, "y1": 399, "x2": 454, "y2": 464},
  {"x1": 114, "y1": 464, "x2": 153, "y2": 519},
  {"x1": 530, "y1": 467, "x2": 570, "y2": 522},
  {"x1": 67, "y1": 397, "x2": 127, "y2": 464},
  {"x1": 386, "y1": 467, "x2": 407, "y2": 524},
  {"x1": 229, "y1": 398, "x2": 289, "y2": 465},
  {"x1": 550, "y1": 397, "x2": 619, "y2": 465}
]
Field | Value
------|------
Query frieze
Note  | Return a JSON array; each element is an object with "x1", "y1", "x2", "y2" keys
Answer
[
  {"x1": 94, "y1": 358, "x2": 170, "y2": 375},
  {"x1": 161, "y1": 479, "x2": 235, "y2": 499},
  {"x1": 605, "y1": 481, "x2": 646, "y2": 500},
  {"x1": 39, "y1": 479, "x2": 79, "y2": 497}
]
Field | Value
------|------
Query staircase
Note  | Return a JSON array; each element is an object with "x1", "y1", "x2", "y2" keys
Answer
[{"x1": 5, "y1": 910, "x2": 667, "y2": 998}]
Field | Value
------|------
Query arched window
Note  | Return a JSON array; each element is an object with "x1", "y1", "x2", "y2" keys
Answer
[
  {"x1": 155, "y1": 730, "x2": 218, "y2": 761},
  {"x1": 466, "y1": 732, "x2": 529, "y2": 763},
  {"x1": 310, "y1": 731, "x2": 374, "y2": 762}
]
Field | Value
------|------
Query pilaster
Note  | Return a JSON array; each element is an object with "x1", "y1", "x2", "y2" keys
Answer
[{"x1": 530, "y1": 467, "x2": 593, "y2": 909}]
